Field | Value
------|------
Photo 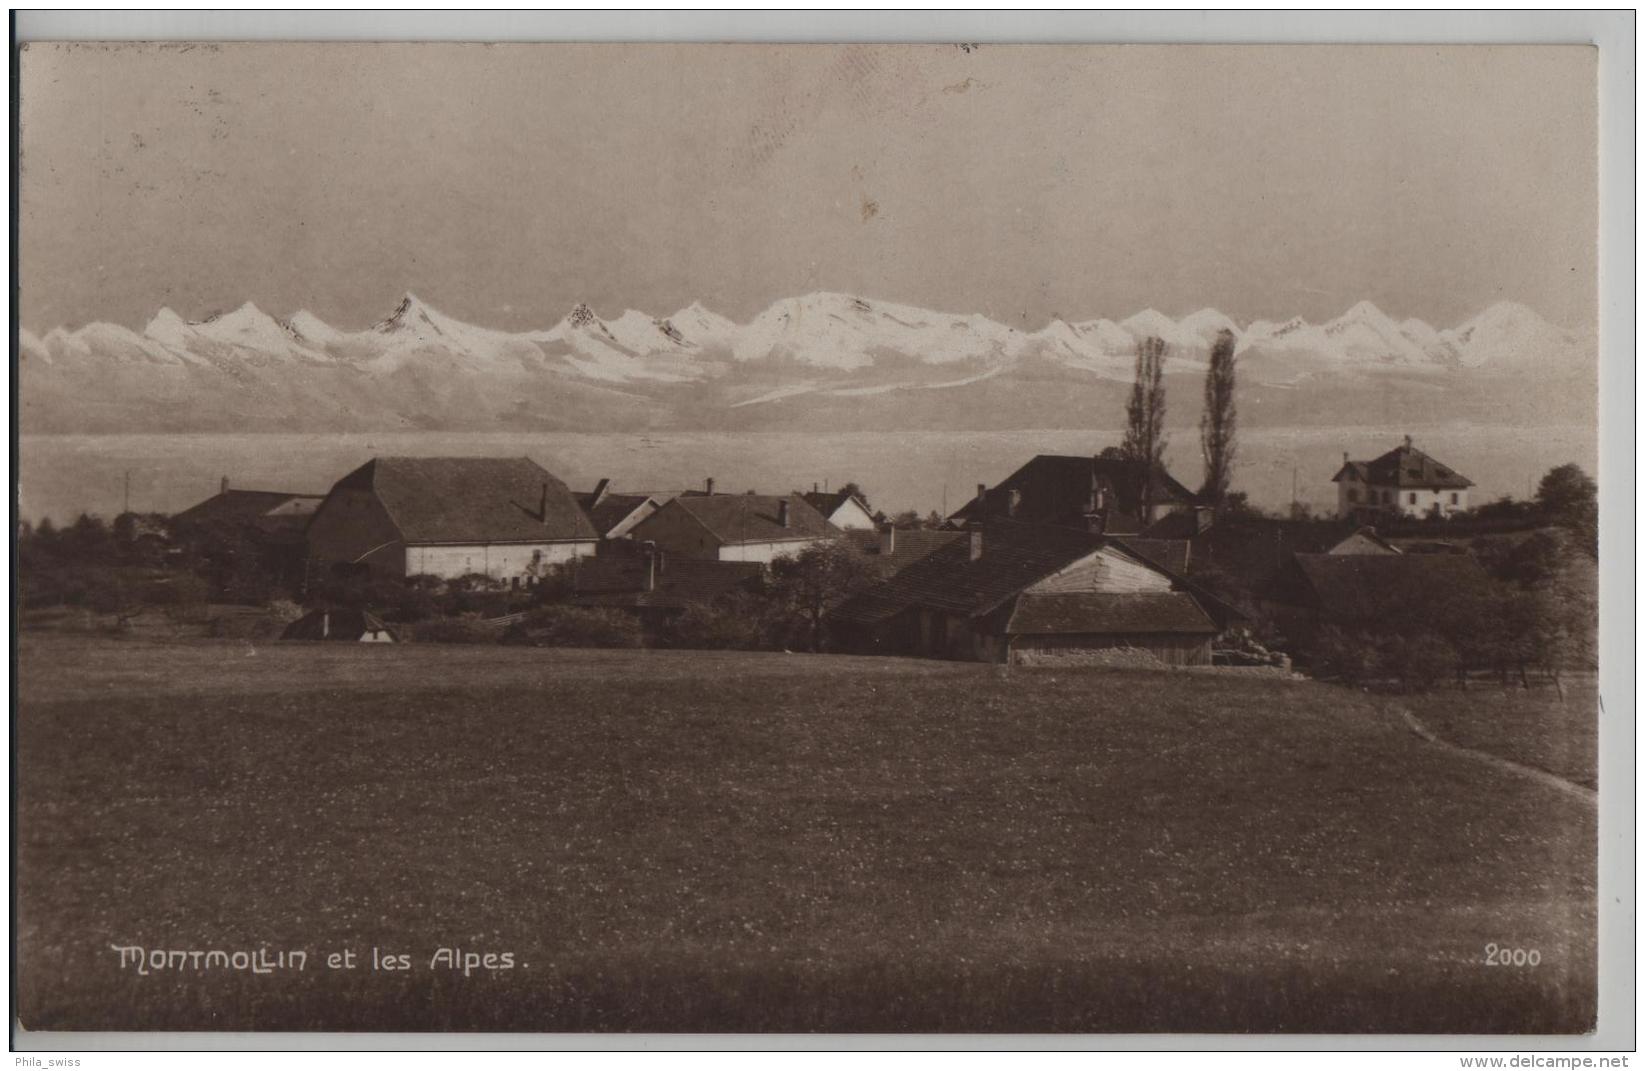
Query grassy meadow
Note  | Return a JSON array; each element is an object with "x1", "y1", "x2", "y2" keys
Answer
[
  {"x1": 16, "y1": 634, "x2": 1596, "y2": 1033},
  {"x1": 1399, "y1": 677, "x2": 1599, "y2": 790}
]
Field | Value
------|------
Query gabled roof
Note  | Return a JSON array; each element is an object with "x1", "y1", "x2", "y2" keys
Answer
[
  {"x1": 573, "y1": 491, "x2": 657, "y2": 538},
  {"x1": 1332, "y1": 443, "x2": 1473, "y2": 489},
  {"x1": 1187, "y1": 517, "x2": 1397, "y2": 598},
  {"x1": 801, "y1": 489, "x2": 872, "y2": 519},
  {"x1": 831, "y1": 520, "x2": 1233, "y2": 637},
  {"x1": 330, "y1": 457, "x2": 598, "y2": 544},
  {"x1": 173, "y1": 489, "x2": 323, "y2": 529},
  {"x1": 1284, "y1": 552, "x2": 1490, "y2": 618},
  {"x1": 1114, "y1": 536, "x2": 1191, "y2": 576},
  {"x1": 833, "y1": 520, "x2": 1145, "y2": 625},
  {"x1": 664, "y1": 493, "x2": 838, "y2": 546},
  {"x1": 570, "y1": 557, "x2": 763, "y2": 610},
  {"x1": 842, "y1": 528, "x2": 966, "y2": 577},
  {"x1": 1003, "y1": 592, "x2": 1216, "y2": 636},
  {"x1": 949, "y1": 454, "x2": 1200, "y2": 533}
]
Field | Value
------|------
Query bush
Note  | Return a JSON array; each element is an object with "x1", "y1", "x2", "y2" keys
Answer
[
  {"x1": 661, "y1": 593, "x2": 803, "y2": 651},
  {"x1": 1382, "y1": 631, "x2": 1457, "y2": 692},
  {"x1": 1311, "y1": 626, "x2": 1381, "y2": 684},
  {"x1": 142, "y1": 573, "x2": 210, "y2": 609},
  {"x1": 664, "y1": 601, "x2": 772, "y2": 650},
  {"x1": 410, "y1": 615, "x2": 503, "y2": 645},
  {"x1": 503, "y1": 606, "x2": 644, "y2": 648}
]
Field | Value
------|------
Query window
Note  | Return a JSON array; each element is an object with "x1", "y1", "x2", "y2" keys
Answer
[
  {"x1": 1347, "y1": 488, "x2": 1360, "y2": 503},
  {"x1": 1450, "y1": 493, "x2": 1458, "y2": 505},
  {"x1": 1408, "y1": 492, "x2": 1417, "y2": 505}
]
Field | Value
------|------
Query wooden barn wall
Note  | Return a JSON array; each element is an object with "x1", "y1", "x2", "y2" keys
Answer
[{"x1": 1027, "y1": 547, "x2": 1173, "y2": 595}]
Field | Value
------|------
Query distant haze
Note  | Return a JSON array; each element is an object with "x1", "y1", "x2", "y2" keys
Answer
[{"x1": 19, "y1": 43, "x2": 1596, "y2": 335}]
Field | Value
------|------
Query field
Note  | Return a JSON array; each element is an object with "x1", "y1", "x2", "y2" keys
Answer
[
  {"x1": 16, "y1": 635, "x2": 1596, "y2": 1033},
  {"x1": 1398, "y1": 678, "x2": 1600, "y2": 790}
]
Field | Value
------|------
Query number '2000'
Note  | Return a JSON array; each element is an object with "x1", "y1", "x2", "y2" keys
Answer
[{"x1": 1484, "y1": 944, "x2": 1541, "y2": 966}]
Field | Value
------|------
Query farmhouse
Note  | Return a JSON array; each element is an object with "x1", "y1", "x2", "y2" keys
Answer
[
  {"x1": 304, "y1": 457, "x2": 598, "y2": 583},
  {"x1": 1333, "y1": 436, "x2": 1473, "y2": 519},
  {"x1": 1266, "y1": 551, "x2": 1491, "y2": 646},
  {"x1": 949, "y1": 454, "x2": 1206, "y2": 534},
  {"x1": 573, "y1": 479, "x2": 662, "y2": 541},
  {"x1": 1189, "y1": 516, "x2": 1397, "y2": 583},
  {"x1": 629, "y1": 485, "x2": 839, "y2": 562},
  {"x1": 801, "y1": 488, "x2": 877, "y2": 530},
  {"x1": 829, "y1": 520, "x2": 1237, "y2": 666}
]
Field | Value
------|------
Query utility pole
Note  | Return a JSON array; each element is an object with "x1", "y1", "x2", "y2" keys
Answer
[{"x1": 122, "y1": 470, "x2": 131, "y2": 516}]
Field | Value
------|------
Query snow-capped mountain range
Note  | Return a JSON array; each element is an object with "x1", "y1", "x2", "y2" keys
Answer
[{"x1": 19, "y1": 293, "x2": 1594, "y2": 434}]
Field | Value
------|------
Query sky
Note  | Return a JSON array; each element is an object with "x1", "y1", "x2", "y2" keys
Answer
[{"x1": 19, "y1": 42, "x2": 1597, "y2": 334}]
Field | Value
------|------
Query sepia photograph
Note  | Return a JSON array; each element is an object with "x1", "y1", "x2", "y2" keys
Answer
[{"x1": 11, "y1": 21, "x2": 1620, "y2": 1043}]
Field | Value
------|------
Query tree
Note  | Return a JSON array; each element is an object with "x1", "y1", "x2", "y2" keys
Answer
[
  {"x1": 1535, "y1": 463, "x2": 1597, "y2": 555},
  {"x1": 768, "y1": 541, "x2": 878, "y2": 652},
  {"x1": 1122, "y1": 335, "x2": 1169, "y2": 518},
  {"x1": 1199, "y1": 327, "x2": 1238, "y2": 513}
]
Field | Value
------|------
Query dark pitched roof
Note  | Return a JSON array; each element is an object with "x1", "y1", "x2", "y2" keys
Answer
[
  {"x1": 1285, "y1": 552, "x2": 1491, "y2": 618},
  {"x1": 1114, "y1": 537, "x2": 1191, "y2": 576},
  {"x1": 173, "y1": 489, "x2": 323, "y2": 528},
  {"x1": 667, "y1": 493, "x2": 838, "y2": 546},
  {"x1": 1004, "y1": 592, "x2": 1216, "y2": 636},
  {"x1": 573, "y1": 491, "x2": 656, "y2": 537},
  {"x1": 1332, "y1": 442, "x2": 1473, "y2": 489},
  {"x1": 801, "y1": 489, "x2": 871, "y2": 519},
  {"x1": 949, "y1": 454, "x2": 1200, "y2": 533},
  {"x1": 569, "y1": 557, "x2": 763, "y2": 610},
  {"x1": 1187, "y1": 517, "x2": 1395, "y2": 597},
  {"x1": 832, "y1": 521, "x2": 1129, "y2": 626},
  {"x1": 842, "y1": 528, "x2": 966, "y2": 577},
  {"x1": 331, "y1": 457, "x2": 598, "y2": 544}
]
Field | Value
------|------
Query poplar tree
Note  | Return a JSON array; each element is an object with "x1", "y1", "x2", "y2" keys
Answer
[
  {"x1": 1122, "y1": 336, "x2": 1168, "y2": 519},
  {"x1": 1199, "y1": 328, "x2": 1239, "y2": 513}
]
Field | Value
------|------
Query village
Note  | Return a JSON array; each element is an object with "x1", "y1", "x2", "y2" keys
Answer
[{"x1": 17, "y1": 424, "x2": 1597, "y2": 694}]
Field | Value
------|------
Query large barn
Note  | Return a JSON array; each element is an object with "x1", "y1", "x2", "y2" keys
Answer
[
  {"x1": 304, "y1": 456, "x2": 599, "y2": 584},
  {"x1": 629, "y1": 487, "x2": 839, "y2": 563},
  {"x1": 829, "y1": 520, "x2": 1237, "y2": 666}
]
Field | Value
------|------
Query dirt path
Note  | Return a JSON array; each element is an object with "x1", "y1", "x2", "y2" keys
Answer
[{"x1": 1393, "y1": 704, "x2": 1597, "y2": 806}]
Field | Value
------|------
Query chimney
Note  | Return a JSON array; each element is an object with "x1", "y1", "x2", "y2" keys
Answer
[
  {"x1": 777, "y1": 499, "x2": 790, "y2": 528},
  {"x1": 591, "y1": 477, "x2": 610, "y2": 506},
  {"x1": 968, "y1": 527, "x2": 984, "y2": 561},
  {"x1": 976, "y1": 483, "x2": 988, "y2": 514},
  {"x1": 1007, "y1": 488, "x2": 1022, "y2": 518},
  {"x1": 539, "y1": 482, "x2": 549, "y2": 522},
  {"x1": 879, "y1": 523, "x2": 896, "y2": 556},
  {"x1": 220, "y1": 475, "x2": 230, "y2": 495},
  {"x1": 813, "y1": 482, "x2": 819, "y2": 493},
  {"x1": 1343, "y1": 450, "x2": 1350, "y2": 466},
  {"x1": 1403, "y1": 434, "x2": 1413, "y2": 449},
  {"x1": 705, "y1": 477, "x2": 715, "y2": 496}
]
